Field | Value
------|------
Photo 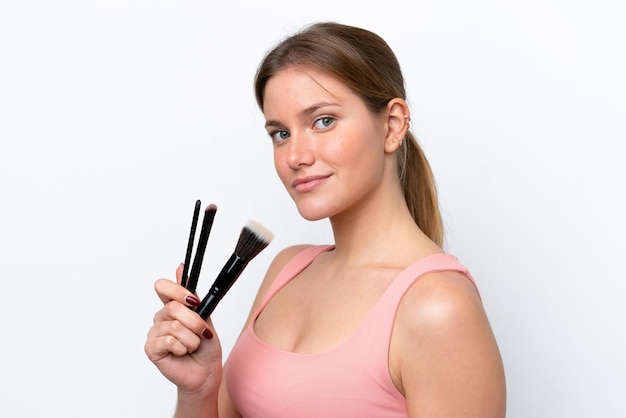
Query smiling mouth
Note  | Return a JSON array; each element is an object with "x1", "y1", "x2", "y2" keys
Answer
[{"x1": 292, "y1": 175, "x2": 330, "y2": 192}]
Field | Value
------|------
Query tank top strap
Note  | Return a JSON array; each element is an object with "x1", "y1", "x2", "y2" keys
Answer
[
  {"x1": 385, "y1": 252, "x2": 477, "y2": 304},
  {"x1": 369, "y1": 253, "x2": 479, "y2": 328}
]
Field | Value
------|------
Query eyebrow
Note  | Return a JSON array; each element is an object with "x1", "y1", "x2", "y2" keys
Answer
[{"x1": 264, "y1": 101, "x2": 340, "y2": 129}]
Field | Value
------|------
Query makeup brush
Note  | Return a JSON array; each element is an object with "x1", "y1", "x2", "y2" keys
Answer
[
  {"x1": 186, "y1": 203, "x2": 218, "y2": 294},
  {"x1": 196, "y1": 220, "x2": 274, "y2": 320},
  {"x1": 181, "y1": 200, "x2": 201, "y2": 289}
]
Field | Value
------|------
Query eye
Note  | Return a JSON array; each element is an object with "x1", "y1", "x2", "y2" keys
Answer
[
  {"x1": 269, "y1": 130, "x2": 290, "y2": 143},
  {"x1": 313, "y1": 116, "x2": 335, "y2": 130}
]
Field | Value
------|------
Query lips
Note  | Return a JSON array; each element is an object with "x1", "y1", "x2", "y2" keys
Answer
[{"x1": 292, "y1": 174, "x2": 330, "y2": 192}]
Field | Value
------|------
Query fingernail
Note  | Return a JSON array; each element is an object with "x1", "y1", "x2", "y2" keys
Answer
[
  {"x1": 185, "y1": 295, "x2": 201, "y2": 307},
  {"x1": 203, "y1": 328, "x2": 214, "y2": 339}
]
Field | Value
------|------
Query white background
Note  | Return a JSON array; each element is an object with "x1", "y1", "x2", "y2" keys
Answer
[{"x1": 1, "y1": 1, "x2": 624, "y2": 417}]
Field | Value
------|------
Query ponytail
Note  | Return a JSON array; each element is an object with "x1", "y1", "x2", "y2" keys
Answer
[{"x1": 399, "y1": 131, "x2": 444, "y2": 247}]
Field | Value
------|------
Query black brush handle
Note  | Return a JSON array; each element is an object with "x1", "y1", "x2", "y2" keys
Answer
[
  {"x1": 196, "y1": 254, "x2": 247, "y2": 320},
  {"x1": 186, "y1": 206, "x2": 217, "y2": 294},
  {"x1": 181, "y1": 200, "x2": 201, "y2": 289}
]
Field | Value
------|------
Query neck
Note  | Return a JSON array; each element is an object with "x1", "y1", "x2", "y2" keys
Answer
[{"x1": 327, "y1": 186, "x2": 441, "y2": 268}]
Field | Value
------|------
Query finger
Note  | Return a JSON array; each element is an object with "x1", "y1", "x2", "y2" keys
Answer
[
  {"x1": 146, "y1": 327, "x2": 199, "y2": 359},
  {"x1": 176, "y1": 262, "x2": 184, "y2": 285},
  {"x1": 148, "y1": 319, "x2": 203, "y2": 356},
  {"x1": 154, "y1": 278, "x2": 200, "y2": 306},
  {"x1": 154, "y1": 299, "x2": 209, "y2": 336},
  {"x1": 148, "y1": 303, "x2": 215, "y2": 360}
]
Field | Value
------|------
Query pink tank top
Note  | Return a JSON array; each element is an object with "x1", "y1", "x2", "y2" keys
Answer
[{"x1": 225, "y1": 245, "x2": 477, "y2": 417}]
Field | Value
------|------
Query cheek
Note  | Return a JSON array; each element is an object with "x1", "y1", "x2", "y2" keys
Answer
[{"x1": 332, "y1": 132, "x2": 382, "y2": 169}]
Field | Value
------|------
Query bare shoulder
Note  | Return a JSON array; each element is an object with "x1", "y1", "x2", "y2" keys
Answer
[
  {"x1": 393, "y1": 270, "x2": 490, "y2": 360},
  {"x1": 399, "y1": 269, "x2": 484, "y2": 323},
  {"x1": 391, "y1": 270, "x2": 506, "y2": 417}
]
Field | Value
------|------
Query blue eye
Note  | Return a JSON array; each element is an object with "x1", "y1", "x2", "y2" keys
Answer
[
  {"x1": 314, "y1": 116, "x2": 334, "y2": 129},
  {"x1": 270, "y1": 130, "x2": 290, "y2": 143}
]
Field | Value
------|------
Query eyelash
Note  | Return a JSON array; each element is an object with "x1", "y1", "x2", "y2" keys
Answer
[
  {"x1": 314, "y1": 116, "x2": 335, "y2": 129},
  {"x1": 268, "y1": 115, "x2": 336, "y2": 144},
  {"x1": 269, "y1": 130, "x2": 290, "y2": 143}
]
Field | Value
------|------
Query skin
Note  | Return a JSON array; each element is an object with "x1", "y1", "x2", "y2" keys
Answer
[{"x1": 145, "y1": 65, "x2": 506, "y2": 417}]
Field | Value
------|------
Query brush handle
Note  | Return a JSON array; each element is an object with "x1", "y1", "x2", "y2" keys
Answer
[
  {"x1": 181, "y1": 200, "x2": 201, "y2": 289},
  {"x1": 196, "y1": 254, "x2": 248, "y2": 320},
  {"x1": 186, "y1": 205, "x2": 217, "y2": 294}
]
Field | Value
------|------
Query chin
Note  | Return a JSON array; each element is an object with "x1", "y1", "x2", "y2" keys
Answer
[
  {"x1": 293, "y1": 200, "x2": 337, "y2": 222},
  {"x1": 296, "y1": 207, "x2": 328, "y2": 222}
]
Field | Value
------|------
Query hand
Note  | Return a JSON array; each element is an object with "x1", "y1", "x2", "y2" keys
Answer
[{"x1": 145, "y1": 264, "x2": 223, "y2": 394}]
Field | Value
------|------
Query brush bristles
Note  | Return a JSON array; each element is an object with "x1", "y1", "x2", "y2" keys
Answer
[{"x1": 235, "y1": 220, "x2": 274, "y2": 261}]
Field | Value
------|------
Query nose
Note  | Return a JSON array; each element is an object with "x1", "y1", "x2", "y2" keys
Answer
[{"x1": 286, "y1": 132, "x2": 315, "y2": 169}]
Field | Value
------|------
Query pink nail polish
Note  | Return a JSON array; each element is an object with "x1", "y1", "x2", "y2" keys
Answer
[{"x1": 203, "y1": 328, "x2": 214, "y2": 339}]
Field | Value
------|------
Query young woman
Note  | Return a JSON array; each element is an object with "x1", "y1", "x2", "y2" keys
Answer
[{"x1": 145, "y1": 22, "x2": 506, "y2": 417}]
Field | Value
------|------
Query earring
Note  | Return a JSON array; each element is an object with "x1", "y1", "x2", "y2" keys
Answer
[
  {"x1": 404, "y1": 115, "x2": 411, "y2": 125},
  {"x1": 392, "y1": 138, "x2": 397, "y2": 143}
]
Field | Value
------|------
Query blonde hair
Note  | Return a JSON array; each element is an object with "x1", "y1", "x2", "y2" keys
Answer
[{"x1": 254, "y1": 22, "x2": 443, "y2": 246}]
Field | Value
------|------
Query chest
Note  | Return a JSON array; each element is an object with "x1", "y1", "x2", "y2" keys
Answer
[{"x1": 254, "y1": 264, "x2": 401, "y2": 354}]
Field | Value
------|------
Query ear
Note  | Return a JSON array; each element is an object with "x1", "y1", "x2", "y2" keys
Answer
[{"x1": 383, "y1": 98, "x2": 411, "y2": 153}]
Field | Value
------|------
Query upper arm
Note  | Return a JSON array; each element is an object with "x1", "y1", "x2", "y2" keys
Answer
[
  {"x1": 217, "y1": 245, "x2": 313, "y2": 418},
  {"x1": 392, "y1": 271, "x2": 506, "y2": 418}
]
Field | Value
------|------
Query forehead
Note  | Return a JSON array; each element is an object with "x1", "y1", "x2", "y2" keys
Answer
[{"x1": 263, "y1": 66, "x2": 355, "y2": 111}]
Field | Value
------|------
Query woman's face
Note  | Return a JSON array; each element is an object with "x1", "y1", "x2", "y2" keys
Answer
[{"x1": 262, "y1": 66, "x2": 391, "y2": 221}]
